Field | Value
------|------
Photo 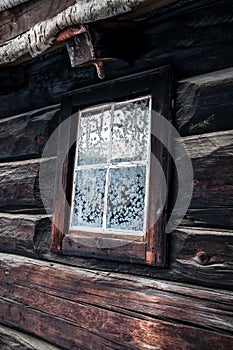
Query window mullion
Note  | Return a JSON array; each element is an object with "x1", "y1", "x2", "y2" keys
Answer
[{"x1": 103, "y1": 103, "x2": 114, "y2": 230}]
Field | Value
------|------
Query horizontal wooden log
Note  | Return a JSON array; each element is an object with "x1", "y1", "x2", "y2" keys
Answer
[
  {"x1": 0, "y1": 214, "x2": 232, "y2": 288},
  {"x1": 0, "y1": 158, "x2": 56, "y2": 213},
  {"x1": 0, "y1": 105, "x2": 60, "y2": 160},
  {"x1": 182, "y1": 208, "x2": 233, "y2": 229},
  {"x1": 55, "y1": 227, "x2": 233, "y2": 289},
  {"x1": 0, "y1": 253, "x2": 233, "y2": 349},
  {"x1": 0, "y1": 214, "x2": 51, "y2": 256},
  {"x1": 183, "y1": 130, "x2": 233, "y2": 208},
  {"x1": 0, "y1": 324, "x2": 59, "y2": 350},
  {"x1": 176, "y1": 68, "x2": 233, "y2": 136}
]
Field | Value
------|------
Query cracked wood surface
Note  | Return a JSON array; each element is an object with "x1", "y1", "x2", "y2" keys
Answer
[
  {"x1": 0, "y1": 324, "x2": 59, "y2": 350},
  {"x1": 0, "y1": 253, "x2": 233, "y2": 349}
]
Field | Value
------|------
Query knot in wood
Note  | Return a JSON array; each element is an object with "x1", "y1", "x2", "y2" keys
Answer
[{"x1": 195, "y1": 251, "x2": 210, "y2": 265}]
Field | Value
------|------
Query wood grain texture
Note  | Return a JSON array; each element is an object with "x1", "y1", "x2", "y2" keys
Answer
[
  {"x1": 184, "y1": 129, "x2": 233, "y2": 208},
  {"x1": 0, "y1": 158, "x2": 56, "y2": 213},
  {"x1": 0, "y1": 214, "x2": 51, "y2": 257},
  {"x1": 1, "y1": 219, "x2": 232, "y2": 289},
  {"x1": 0, "y1": 324, "x2": 59, "y2": 350},
  {"x1": 182, "y1": 208, "x2": 233, "y2": 229},
  {"x1": 0, "y1": 104, "x2": 59, "y2": 160},
  {"x1": 63, "y1": 233, "x2": 146, "y2": 263},
  {"x1": 0, "y1": 0, "x2": 76, "y2": 44},
  {"x1": 0, "y1": 0, "x2": 147, "y2": 64},
  {"x1": 176, "y1": 68, "x2": 233, "y2": 136},
  {"x1": 0, "y1": 253, "x2": 233, "y2": 350}
]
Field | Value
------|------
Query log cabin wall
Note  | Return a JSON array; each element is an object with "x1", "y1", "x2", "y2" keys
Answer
[{"x1": 0, "y1": 0, "x2": 233, "y2": 349}]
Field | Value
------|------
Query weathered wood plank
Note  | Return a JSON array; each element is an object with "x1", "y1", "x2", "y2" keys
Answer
[
  {"x1": 63, "y1": 233, "x2": 146, "y2": 263},
  {"x1": 184, "y1": 130, "x2": 233, "y2": 208},
  {"x1": 0, "y1": 158, "x2": 56, "y2": 213},
  {"x1": 176, "y1": 68, "x2": 233, "y2": 136},
  {"x1": 55, "y1": 228, "x2": 233, "y2": 289},
  {"x1": 0, "y1": 0, "x2": 148, "y2": 65},
  {"x1": 169, "y1": 227, "x2": 233, "y2": 283},
  {"x1": 0, "y1": 105, "x2": 59, "y2": 160},
  {"x1": 0, "y1": 1, "x2": 76, "y2": 43},
  {"x1": 0, "y1": 214, "x2": 51, "y2": 256},
  {"x1": 0, "y1": 324, "x2": 60, "y2": 350},
  {"x1": 0, "y1": 254, "x2": 233, "y2": 349},
  {"x1": 182, "y1": 208, "x2": 233, "y2": 229},
  {"x1": 0, "y1": 216, "x2": 232, "y2": 288}
]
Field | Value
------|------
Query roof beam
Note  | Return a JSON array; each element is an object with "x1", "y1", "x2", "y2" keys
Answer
[{"x1": 0, "y1": 0, "x2": 148, "y2": 65}]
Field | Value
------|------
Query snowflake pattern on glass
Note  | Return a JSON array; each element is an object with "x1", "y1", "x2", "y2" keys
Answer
[
  {"x1": 112, "y1": 99, "x2": 150, "y2": 163},
  {"x1": 71, "y1": 96, "x2": 151, "y2": 234},
  {"x1": 72, "y1": 168, "x2": 107, "y2": 227},
  {"x1": 78, "y1": 106, "x2": 111, "y2": 165},
  {"x1": 107, "y1": 166, "x2": 146, "y2": 231}
]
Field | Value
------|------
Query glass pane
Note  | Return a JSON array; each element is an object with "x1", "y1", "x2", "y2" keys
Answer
[
  {"x1": 107, "y1": 166, "x2": 147, "y2": 231},
  {"x1": 111, "y1": 98, "x2": 150, "y2": 163},
  {"x1": 78, "y1": 107, "x2": 111, "y2": 165},
  {"x1": 72, "y1": 168, "x2": 107, "y2": 227}
]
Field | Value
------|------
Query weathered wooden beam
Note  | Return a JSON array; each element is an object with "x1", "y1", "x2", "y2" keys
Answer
[
  {"x1": 177, "y1": 68, "x2": 233, "y2": 136},
  {"x1": 0, "y1": 253, "x2": 233, "y2": 349},
  {"x1": 182, "y1": 207, "x2": 233, "y2": 229},
  {"x1": 0, "y1": 214, "x2": 51, "y2": 256},
  {"x1": 0, "y1": 157, "x2": 56, "y2": 213},
  {"x1": 0, "y1": 214, "x2": 232, "y2": 288},
  {"x1": 0, "y1": 0, "x2": 76, "y2": 45},
  {"x1": 25, "y1": 226, "x2": 233, "y2": 289},
  {"x1": 183, "y1": 129, "x2": 233, "y2": 208},
  {"x1": 0, "y1": 324, "x2": 59, "y2": 350},
  {"x1": 0, "y1": 104, "x2": 60, "y2": 160},
  {"x1": 0, "y1": 0, "x2": 147, "y2": 65}
]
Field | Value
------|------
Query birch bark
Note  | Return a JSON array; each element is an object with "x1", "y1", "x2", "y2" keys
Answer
[
  {"x1": 0, "y1": 0, "x2": 146, "y2": 64},
  {"x1": 0, "y1": 0, "x2": 29, "y2": 11}
]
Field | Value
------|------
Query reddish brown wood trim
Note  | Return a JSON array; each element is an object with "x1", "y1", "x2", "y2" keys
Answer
[
  {"x1": 51, "y1": 95, "x2": 73, "y2": 253},
  {"x1": 63, "y1": 233, "x2": 146, "y2": 263}
]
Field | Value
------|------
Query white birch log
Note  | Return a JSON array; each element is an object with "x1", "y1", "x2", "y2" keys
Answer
[
  {"x1": 0, "y1": 0, "x2": 29, "y2": 11},
  {"x1": 0, "y1": 0, "x2": 146, "y2": 65}
]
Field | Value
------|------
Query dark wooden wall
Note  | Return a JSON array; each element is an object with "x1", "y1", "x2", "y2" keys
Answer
[{"x1": 0, "y1": 0, "x2": 233, "y2": 349}]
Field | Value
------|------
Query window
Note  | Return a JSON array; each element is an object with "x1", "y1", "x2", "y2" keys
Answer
[
  {"x1": 71, "y1": 96, "x2": 151, "y2": 234},
  {"x1": 52, "y1": 67, "x2": 172, "y2": 266}
]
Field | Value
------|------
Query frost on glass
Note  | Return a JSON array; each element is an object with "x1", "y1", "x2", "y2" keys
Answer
[
  {"x1": 72, "y1": 168, "x2": 107, "y2": 227},
  {"x1": 111, "y1": 98, "x2": 150, "y2": 163},
  {"x1": 107, "y1": 166, "x2": 146, "y2": 231},
  {"x1": 78, "y1": 106, "x2": 111, "y2": 165}
]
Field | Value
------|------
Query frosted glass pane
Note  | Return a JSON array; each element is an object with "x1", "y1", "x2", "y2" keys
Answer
[
  {"x1": 78, "y1": 107, "x2": 111, "y2": 165},
  {"x1": 107, "y1": 166, "x2": 146, "y2": 231},
  {"x1": 111, "y1": 98, "x2": 150, "y2": 163},
  {"x1": 72, "y1": 168, "x2": 107, "y2": 227}
]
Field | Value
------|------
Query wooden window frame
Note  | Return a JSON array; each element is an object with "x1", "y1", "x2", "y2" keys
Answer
[{"x1": 51, "y1": 66, "x2": 173, "y2": 267}]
